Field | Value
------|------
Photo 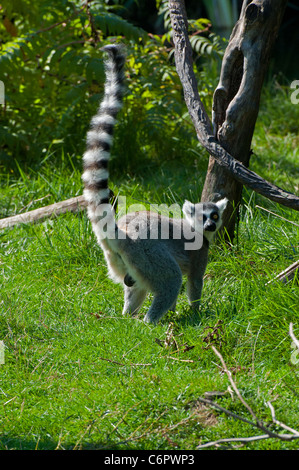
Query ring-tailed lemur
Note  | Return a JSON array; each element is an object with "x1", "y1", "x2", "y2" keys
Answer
[{"x1": 82, "y1": 44, "x2": 228, "y2": 324}]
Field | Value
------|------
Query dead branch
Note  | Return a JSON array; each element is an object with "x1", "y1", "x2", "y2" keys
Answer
[
  {"x1": 290, "y1": 323, "x2": 299, "y2": 353},
  {"x1": 0, "y1": 195, "x2": 87, "y2": 230},
  {"x1": 255, "y1": 204, "x2": 299, "y2": 285},
  {"x1": 267, "y1": 401, "x2": 299, "y2": 436},
  {"x1": 266, "y1": 260, "x2": 299, "y2": 285},
  {"x1": 168, "y1": 0, "x2": 299, "y2": 212},
  {"x1": 196, "y1": 324, "x2": 299, "y2": 449}
]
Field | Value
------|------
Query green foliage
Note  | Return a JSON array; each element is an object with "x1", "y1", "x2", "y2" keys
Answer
[
  {"x1": 0, "y1": 0, "x2": 225, "y2": 170},
  {"x1": 0, "y1": 147, "x2": 298, "y2": 450},
  {"x1": 1, "y1": 0, "x2": 298, "y2": 451},
  {"x1": 157, "y1": 0, "x2": 226, "y2": 58},
  {"x1": 0, "y1": 0, "x2": 148, "y2": 168}
]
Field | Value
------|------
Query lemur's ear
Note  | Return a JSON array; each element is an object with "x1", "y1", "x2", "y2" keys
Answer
[
  {"x1": 216, "y1": 198, "x2": 229, "y2": 214},
  {"x1": 182, "y1": 200, "x2": 195, "y2": 218}
]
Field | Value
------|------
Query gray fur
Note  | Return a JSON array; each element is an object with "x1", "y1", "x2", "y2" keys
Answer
[{"x1": 82, "y1": 44, "x2": 228, "y2": 324}]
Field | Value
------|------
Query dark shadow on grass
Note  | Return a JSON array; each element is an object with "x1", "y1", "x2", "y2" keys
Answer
[{"x1": 160, "y1": 304, "x2": 220, "y2": 329}]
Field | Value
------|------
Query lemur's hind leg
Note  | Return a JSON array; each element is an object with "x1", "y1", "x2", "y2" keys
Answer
[
  {"x1": 144, "y1": 279, "x2": 181, "y2": 324},
  {"x1": 122, "y1": 283, "x2": 147, "y2": 316},
  {"x1": 143, "y1": 257, "x2": 182, "y2": 325}
]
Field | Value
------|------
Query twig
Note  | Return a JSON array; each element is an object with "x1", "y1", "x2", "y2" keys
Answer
[
  {"x1": 251, "y1": 325, "x2": 262, "y2": 376},
  {"x1": 168, "y1": 0, "x2": 299, "y2": 211},
  {"x1": 211, "y1": 344, "x2": 299, "y2": 440},
  {"x1": 211, "y1": 345, "x2": 260, "y2": 423},
  {"x1": 196, "y1": 397, "x2": 258, "y2": 429},
  {"x1": 56, "y1": 40, "x2": 87, "y2": 50},
  {"x1": 255, "y1": 205, "x2": 299, "y2": 228},
  {"x1": 19, "y1": 194, "x2": 51, "y2": 213},
  {"x1": 202, "y1": 320, "x2": 224, "y2": 349},
  {"x1": 196, "y1": 335, "x2": 299, "y2": 449},
  {"x1": 34, "y1": 4, "x2": 86, "y2": 35},
  {"x1": 197, "y1": 433, "x2": 272, "y2": 449},
  {"x1": 266, "y1": 260, "x2": 299, "y2": 285},
  {"x1": 85, "y1": 0, "x2": 100, "y2": 43},
  {"x1": 289, "y1": 323, "x2": 299, "y2": 352},
  {"x1": 166, "y1": 356, "x2": 194, "y2": 363},
  {"x1": 0, "y1": 195, "x2": 87, "y2": 229},
  {"x1": 115, "y1": 411, "x2": 168, "y2": 446},
  {"x1": 267, "y1": 401, "x2": 299, "y2": 436},
  {"x1": 97, "y1": 357, "x2": 152, "y2": 367},
  {"x1": 196, "y1": 434, "x2": 270, "y2": 449}
]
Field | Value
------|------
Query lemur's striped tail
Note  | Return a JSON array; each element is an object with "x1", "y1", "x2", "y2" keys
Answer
[{"x1": 82, "y1": 44, "x2": 125, "y2": 241}]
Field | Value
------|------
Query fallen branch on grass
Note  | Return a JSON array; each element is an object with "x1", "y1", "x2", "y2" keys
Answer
[
  {"x1": 196, "y1": 323, "x2": 299, "y2": 449},
  {"x1": 0, "y1": 195, "x2": 87, "y2": 230}
]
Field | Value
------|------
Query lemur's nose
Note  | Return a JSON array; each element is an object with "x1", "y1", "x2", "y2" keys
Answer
[{"x1": 204, "y1": 221, "x2": 216, "y2": 232}]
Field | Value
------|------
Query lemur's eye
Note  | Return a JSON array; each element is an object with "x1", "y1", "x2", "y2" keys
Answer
[{"x1": 211, "y1": 212, "x2": 219, "y2": 221}]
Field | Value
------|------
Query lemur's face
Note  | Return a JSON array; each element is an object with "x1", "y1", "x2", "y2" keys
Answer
[{"x1": 183, "y1": 198, "x2": 228, "y2": 239}]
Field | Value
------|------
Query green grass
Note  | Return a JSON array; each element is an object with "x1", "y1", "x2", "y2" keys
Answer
[{"x1": 0, "y1": 84, "x2": 299, "y2": 450}]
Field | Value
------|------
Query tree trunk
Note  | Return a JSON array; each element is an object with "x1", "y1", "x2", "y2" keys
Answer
[
  {"x1": 168, "y1": 0, "x2": 298, "y2": 221},
  {"x1": 201, "y1": 0, "x2": 288, "y2": 240}
]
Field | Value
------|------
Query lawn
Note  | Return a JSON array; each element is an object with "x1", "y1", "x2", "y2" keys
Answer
[{"x1": 0, "y1": 82, "x2": 299, "y2": 451}]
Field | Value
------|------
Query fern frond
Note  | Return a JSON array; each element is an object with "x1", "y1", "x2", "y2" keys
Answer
[
  {"x1": 93, "y1": 12, "x2": 148, "y2": 43},
  {"x1": 189, "y1": 32, "x2": 226, "y2": 58}
]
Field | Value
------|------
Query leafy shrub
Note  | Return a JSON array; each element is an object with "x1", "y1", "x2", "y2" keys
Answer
[{"x1": 0, "y1": 0, "x2": 225, "y2": 172}]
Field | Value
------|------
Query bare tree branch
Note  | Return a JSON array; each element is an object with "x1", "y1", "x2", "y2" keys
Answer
[
  {"x1": 168, "y1": 0, "x2": 299, "y2": 212},
  {"x1": 267, "y1": 401, "x2": 299, "y2": 436},
  {"x1": 197, "y1": 431, "x2": 272, "y2": 449},
  {"x1": 196, "y1": 325, "x2": 299, "y2": 449}
]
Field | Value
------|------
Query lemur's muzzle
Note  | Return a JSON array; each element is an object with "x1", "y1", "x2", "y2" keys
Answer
[{"x1": 204, "y1": 221, "x2": 216, "y2": 232}]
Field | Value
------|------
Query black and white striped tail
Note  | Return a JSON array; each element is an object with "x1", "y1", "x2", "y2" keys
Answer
[{"x1": 82, "y1": 44, "x2": 125, "y2": 239}]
